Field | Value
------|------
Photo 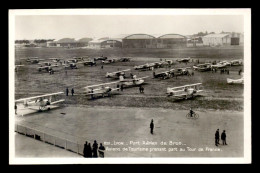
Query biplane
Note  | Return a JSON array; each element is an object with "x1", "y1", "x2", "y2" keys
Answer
[
  {"x1": 176, "y1": 57, "x2": 191, "y2": 63},
  {"x1": 119, "y1": 75, "x2": 149, "y2": 87},
  {"x1": 102, "y1": 58, "x2": 118, "y2": 64},
  {"x1": 49, "y1": 58, "x2": 62, "y2": 63},
  {"x1": 166, "y1": 83, "x2": 203, "y2": 99},
  {"x1": 15, "y1": 92, "x2": 65, "y2": 116},
  {"x1": 211, "y1": 61, "x2": 231, "y2": 69},
  {"x1": 175, "y1": 68, "x2": 191, "y2": 76},
  {"x1": 94, "y1": 56, "x2": 108, "y2": 61},
  {"x1": 193, "y1": 63, "x2": 212, "y2": 72},
  {"x1": 38, "y1": 62, "x2": 59, "y2": 72},
  {"x1": 118, "y1": 57, "x2": 131, "y2": 62},
  {"x1": 153, "y1": 69, "x2": 175, "y2": 79},
  {"x1": 106, "y1": 69, "x2": 131, "y2": 79},
  {"x1": 84, "y1": 81, "x2": 120, "y2": 99},
  {"x1": 21, "y1": 57, "x2": 44, "y2": 64},
  {"x1": 82, "y1": 59, "x2": 97, "y2": 66},
  {"x1": 134, "y1": 63, "x2": 155, "y2": 71},
  {"x1": 230, "y1": 59, "x2": 243, "y2": 66}
]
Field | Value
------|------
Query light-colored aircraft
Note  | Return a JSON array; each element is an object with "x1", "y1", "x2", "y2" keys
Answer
[
  {"x1": 153, "y1": 69, "x2": 175, "y2": 79},
  {"x1": 166, "y1": 83, "x2": 203, "y2": 99},
  {"x1": 227, "y1": 77, "x2": 244, "y2": 84},
  {"x1": 211, "y1": 61, "x2": 231, "y2": 69},
  {"x1": 106, "y1": 69, "x2": 131, "y2": 78},
  {"x1": 84, "y1": 81, "x2": 120, "y2": 99},
  {"x1": 230, "y1": 59, "x2": 243, "y2": 66},
  {"x1": 176, "y1": 57, "x2": 191, "y2": 63},
  {"x1": 193, "y1": 63, "x2": 212, "y2": 72},
  {"x1": 134, "y1": 63, "x2": 155, "y2": 71},
  {"x1": 15, "y1": 92, "x2": 65, "y2": 116},
  {"x1": 119, "y1": 75, "x2": 149, "y2": 87},
  {"x1": 49, "y1": 58, "x2": 62, "y2": 63}
]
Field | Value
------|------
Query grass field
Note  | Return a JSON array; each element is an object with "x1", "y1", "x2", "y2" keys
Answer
[{"x1": 14, "y1": 46, "x2": 244, "y2": 111}]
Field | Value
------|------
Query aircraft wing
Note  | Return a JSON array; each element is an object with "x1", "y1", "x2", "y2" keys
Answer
[
  {"x1": 138, "y1": 76, "x2": 150, "y2": 80},
  {"x1": 84, "y1": 81, "x2": 120, "y2": 89},
  {"x1": 51, "y1": 99, "x2": 65, "y2": 104},
  {"x1": 15, "y1": 92, "x2": 64, "y2": 102},
  {"x1": 168, "y1": 83, "x2": 202, "y2": 90}
]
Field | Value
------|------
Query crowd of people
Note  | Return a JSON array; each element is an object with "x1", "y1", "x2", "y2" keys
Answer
[{"x1": 83, "y1": 140, "x2": 106, "y2": 158}]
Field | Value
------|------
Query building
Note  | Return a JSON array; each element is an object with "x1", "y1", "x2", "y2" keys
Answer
[
  {"x1": 156, "y1": 34, "x2": 187, "y2": 48},
  {"x1": 202, "y1": 34, "x2": 231, "y2": 46},
  {"x1": 47, "y1": 38, "x2": 92, "y2": 48},
  {"x1": 88, "y1": 39, "x2": 122, "y2": 48},
  {"x1": 122, "y1": 34, "x2": 157, "y2": 48},
  {"x1": 202, "y1": 33, "x2": 244, "y2": 46},
  {"x1": 122, "y1": 33, "x2": 187, "y2": 48}
]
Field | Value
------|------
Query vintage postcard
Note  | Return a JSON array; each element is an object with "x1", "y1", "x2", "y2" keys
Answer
[{"x1": 9, "y1": 9, "x2": 251, "y2": 164}]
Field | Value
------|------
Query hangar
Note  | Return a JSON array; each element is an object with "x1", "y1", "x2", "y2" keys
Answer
[
  {"x1": 122, "y1": 33, "x2": 187, "y2": 48},
  {"x1": 156, "y1": 34, "x2": 187, "y2": 48},
  {"x1": 46, "y1": 38, "x2": 92, "y2": 48},
  {"x1": 122, "y1": 34, "x2": 157, "y2": 48},
  {"x1": 88, "y1": 39, "x2": 122, "y2": 48}
]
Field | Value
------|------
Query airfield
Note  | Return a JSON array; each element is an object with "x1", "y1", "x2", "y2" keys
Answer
[{"x1": 14, "y1": 46, "x2": 244, "y2": 157}]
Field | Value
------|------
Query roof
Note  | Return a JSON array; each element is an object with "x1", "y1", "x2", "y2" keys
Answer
[
  {"x1": 158, "y1": 34, "x2": 186, "y2": 39},
  {"x1": 89, "y1": 39, "x2": 122, "y2": 44},
  {"x1": 203, "y1": 34, "x2": 229, "y2": 38},
  {"x1": 123, "y1": 34, "x2": 156, "y2": 39},
  {"x1": 56, "y1": 38, "x2": 75, "y2": 43}
]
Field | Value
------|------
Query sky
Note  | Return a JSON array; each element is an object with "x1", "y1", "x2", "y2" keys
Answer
[{"x1": 15, "y1": 15, "x2": 244, "y2": 40}]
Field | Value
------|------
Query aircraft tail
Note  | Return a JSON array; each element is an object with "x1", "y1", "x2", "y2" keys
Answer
[{"x1": 119, "y1": 75, "x2": 124, "y2": 81}]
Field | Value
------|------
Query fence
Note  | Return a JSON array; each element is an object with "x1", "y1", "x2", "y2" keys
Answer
[{"x1": 15, "y1": 123, "x2": 84, "y2": 156}]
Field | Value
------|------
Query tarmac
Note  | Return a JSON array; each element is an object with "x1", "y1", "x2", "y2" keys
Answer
[{"x1": 15, "y1": 106, "x2": 244, "y2": 157}]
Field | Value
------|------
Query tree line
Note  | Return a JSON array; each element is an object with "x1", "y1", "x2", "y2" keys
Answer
[{"x1": 15, "y1": 39, "x2": 55, "y2": 44}]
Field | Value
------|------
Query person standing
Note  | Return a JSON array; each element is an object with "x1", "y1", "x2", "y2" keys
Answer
[
  {"x1": 92, "y1": 140, "x2": 98, "y2": 158},
  {"x1": 120, "y1": 85, "x2": 124, "y2": 91},
  {"x1": 221, "y1": 130, "x2": 227, "y2": 145},
  {"x1": 83, "y1": 141, "x2": 88, "y2": 158},
  {"x1": 71, "y1": 88, "x2": 74, "y2": 96},
  {"x1": 150, "y1": 119, "x2": 154, "y2": 134},
  {"x1": 66, "y1": 87, "x2": 69, "y2": 96},
  {"x1": 98, "y1": 143, "x2": 105, "y2": 158},
  {"x1": 101, "y1": 65, "x2": 103, "y2": 69},
  {"x1": 15, "y1": 104, "x2": 17, "y2": 115},
  {"x1": 215, "y1": 129, "x2": 220, "y2": 146},
  {"x1": 87, "y1": 143, "x2": 92, "y2": 158},
  {"x1": 139, "y1": 85, "x2": 142, "y2": 93}
]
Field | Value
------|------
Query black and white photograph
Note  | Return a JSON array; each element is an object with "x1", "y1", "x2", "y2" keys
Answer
[{"x1": 9, "y1": 9, "x2": 251, "y2": 164}]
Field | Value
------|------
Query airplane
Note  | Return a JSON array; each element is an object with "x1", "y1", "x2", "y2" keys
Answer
[
  {"x1": 153, "y1": 69, "x2": 175, "y2": 79},
  {"x1": 73, "y1": 57, "x2": 86, "y2": 61},
  {"x1": 38, "y1": 62, "x2": 59, "y2": 72},
  {"x1": 211, "y1": 61, "x2": 231, "y2": 69},
  {"x1": 49, "y1": 58, "x2": 62, "y2": 63},
  {"x1": 82, "y1": 59, "x2": 97, "y2": 66},
  {"x1": 230, "y1": 59, "x2": 243, "y2": 66},
  {"x1": 118, "y1": 57, "x2": 131, "y2": 62},
  {"x1": 166, "y1": 83, "x2": 203, "y2": 99},
  {"x1": 176, "y1": 57, "x2": 191, "y2": 63},
  {"x1": 119, "y1": 75, "x2": 149, "y2": 87},
  {"x1": 102, "y1": 58, "x2": 118, "y2": 64},
  {"x1": 106, "y1": 69, "x2": 131, "y2": 79},
  {"x1": 15, "y1": 65, "x2": 25, "y2": 72},
  {"x1": 227, "y1": 75, "x2": 244, "y2": 84},
  {"x1": 94, "y1": 56, "x2": 108, "y2": 61},
  {"x1": 175, "y1": 68, "x2": 191, "y2": 76},
  {"x1": 83, "y1": 81, "x2": 120, "y2": 99},
  {"x1": 21, "y1": 57, "x2": 44, "y2": 64},
  {"x1": 134, "y1": 63, "x2": 155, "y2": 71},
  {"x1": 15, "y1": 92, "x2": 65, "y2": 116},
  {"x1": 193, "y1": 63, "x2": 212, "y2": 72}
]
